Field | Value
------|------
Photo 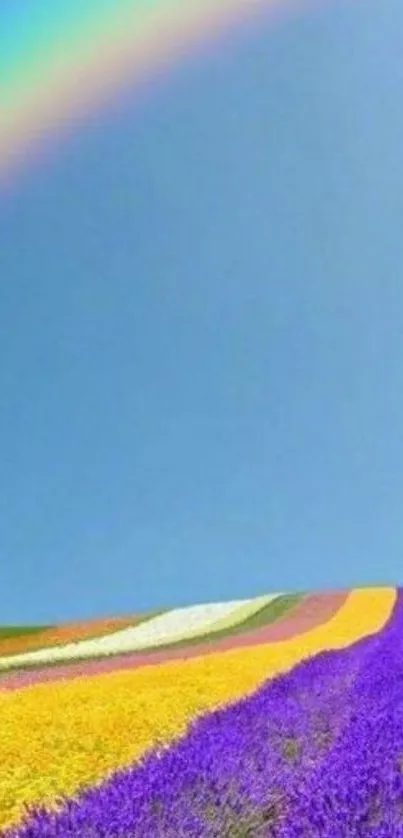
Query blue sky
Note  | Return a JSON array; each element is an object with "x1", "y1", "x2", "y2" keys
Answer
[{"x1": 1, "y1": 0, "x2": 403, "y2": 625}]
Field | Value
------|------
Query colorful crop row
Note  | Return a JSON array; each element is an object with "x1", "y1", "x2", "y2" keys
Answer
[
  {"x1": 0, "y1": 610, "x2": 164, "y2": 658},
  {"x1": 0, "y1": 594, "x2": 280, "y2": 670},
  {"x1": 7, "y1": 588, "x2": 399, "y2": 838},
  {"x1": 0, "y1": 591, "x2": 340, "y2": 691},
  {"x1": 0, "y1": 587, "x2": 394, "y2": 833}
]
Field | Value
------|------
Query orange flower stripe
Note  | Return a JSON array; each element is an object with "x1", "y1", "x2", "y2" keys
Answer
[{"x1": 0, "y1": 615, "x2": 145, "y2": 657}]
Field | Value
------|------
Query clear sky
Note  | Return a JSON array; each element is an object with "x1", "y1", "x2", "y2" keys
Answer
[{"x1": 1, "y1": 0, "x2": 403, "y2": 625}]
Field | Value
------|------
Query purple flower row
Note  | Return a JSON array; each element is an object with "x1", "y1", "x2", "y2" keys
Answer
[
  {"x1": 275, "y1": 589, "x2": 403, "y2": 838},
  {"x1": 4, "y1": 592, "x2": 401, "y2": 838}
]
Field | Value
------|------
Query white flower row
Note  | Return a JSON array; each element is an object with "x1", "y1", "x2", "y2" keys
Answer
[{"x1": 0, "y1": 593, "x2": 280, "y2": 671}]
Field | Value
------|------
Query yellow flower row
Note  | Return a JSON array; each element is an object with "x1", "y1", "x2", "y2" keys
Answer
[{"x1": 0, "y1": 587, "x2": 395, "y2": 831}]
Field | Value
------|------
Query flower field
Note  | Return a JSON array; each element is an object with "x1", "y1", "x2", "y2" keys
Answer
[{"x1": 0, "y1": 585, "x2": 399, "y2": 836}]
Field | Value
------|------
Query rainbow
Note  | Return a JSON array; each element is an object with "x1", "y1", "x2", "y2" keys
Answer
[{"x1": 0, "y1": 0, "x2": 295, "y2": 182}]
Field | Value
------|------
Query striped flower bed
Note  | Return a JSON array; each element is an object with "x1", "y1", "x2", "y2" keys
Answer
[
  {"x1": 0, "y1": 610, "x2": 164, "y2": 659},
  {"x1": 0, "y1": 591, "x2": 339, "y2": 692},
  {"x1": 0, "y1": 586, "x2": 395, "y2": 834},
  {"x1": 0, "y1": 594, "x2": 282, "y2": 672},
  {"x1": 8, "y1": 592, "x2": 400, "y2": 838}
]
